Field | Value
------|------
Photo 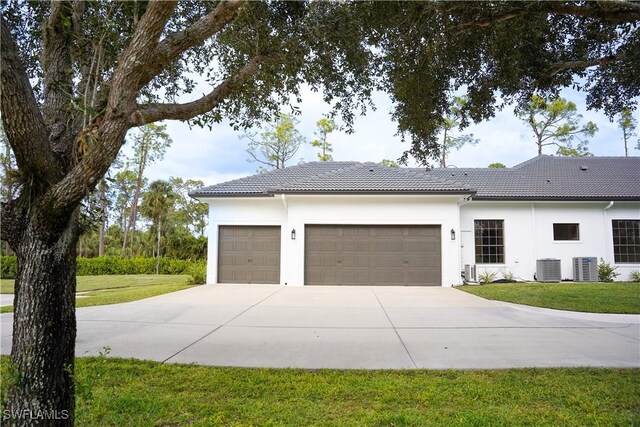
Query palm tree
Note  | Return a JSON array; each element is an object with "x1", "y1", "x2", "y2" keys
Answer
[{"x1": 140, "y1": 180, "x2": 176, "y2": 274}]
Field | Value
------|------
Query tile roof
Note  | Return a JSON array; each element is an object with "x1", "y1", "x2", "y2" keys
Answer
[
  {"x1": 428, "y1": 156, "x2": 640, "y2": 200},
  {"x1": 191, "y1": 156, "x2": 640, "y2": 201}
]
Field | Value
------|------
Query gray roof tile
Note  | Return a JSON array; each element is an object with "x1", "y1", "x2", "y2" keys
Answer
[
  {"x1": 429, "y1": 156, "x2": 640, "y2": 200},
  {"x1": 191, "y1": 156, "x2": 640, "y2": 201}
]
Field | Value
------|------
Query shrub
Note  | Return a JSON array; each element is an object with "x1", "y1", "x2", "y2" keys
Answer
[
  {"x1": 630, "y1": 270, "x2": 640, "y2": 283},
  {"x1": 1, "y1": 256, "x2": 18, "y2": 279},
  {"x1": 501, "y1": 271, "x2": 515, "y2": 282},
  {"x1": 479, "y1": 270, "x2": 497, "y2": 285},
  {"x1": 598, "y1": 259, "x2": 620, "y2": 282},
  {"x1": 186, "y1": 261, "x2": 207, "y2": 284}
]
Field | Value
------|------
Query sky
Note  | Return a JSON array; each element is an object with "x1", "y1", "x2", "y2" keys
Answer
[{"x1": 134, "y1": 83, "x2": 638, "y2": 187}]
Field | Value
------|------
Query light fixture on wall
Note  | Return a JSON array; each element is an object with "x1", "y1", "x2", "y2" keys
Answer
[
  {"x1": 291, "y1": 229, "x2": 296, "y2": 240},
  {"x1": 450, "y1": 229, "x2": 456, "y2": 240}
]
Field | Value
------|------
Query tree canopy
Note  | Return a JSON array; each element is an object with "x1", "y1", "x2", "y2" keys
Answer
[{"x1": 1, "y1": 1, "x2": 638, "y2": 423}]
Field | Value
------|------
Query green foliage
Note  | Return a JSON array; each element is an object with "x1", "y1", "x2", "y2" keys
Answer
[
  {"x1": 72, "y1": 256, "x2": 203, "y2": 277},
  {"x1": 479, "y1": 270, "x2": 497, "y2": 284},
  {"x1": 518, "y1": 95, "x2": 597, "y2": 156},
  {"x1": 617, "y1": 108, "x2": 639, "y2": 156},
  {"x1": 0, "y1": 256, "x2": 17, "y2": 279},
  {"x1": 630, "y1": 270, "x2": 640, "y2": 283},
  {"x1": 310, "y1": 117, "x2": 337, "y2": 161},
  {"x1": 380, "y1": 159, "x2": 399, "y2": 168},
  {"x1": 488, "y1": 162, "x2": 506, "y2": 169},
  {"x1": 598, "y1": 259, "x2": 620, "y2": 282},
  {"x1": 459, "y1": 282, "x2": 639, "y2": 314},
  {"x1": 186, "y1": 262, "x2": 207, "y2": 285},
  {"x1": 245, "y1": 113, "x2": 305, "y2": 171},
  {"x1": 438, "y1": 95, "x2": 479, "y2": 167},
  {"x1": 501, "y1": 271, "x2": 515, "y2": 282}
]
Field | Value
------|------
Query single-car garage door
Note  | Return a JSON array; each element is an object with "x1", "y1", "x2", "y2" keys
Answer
[
  {"x1": 218, "y1": 226, "x2": 281, "y2": 284},
  {"x1": 305, "y1": 225, "x2": 441, "y2": 286}
]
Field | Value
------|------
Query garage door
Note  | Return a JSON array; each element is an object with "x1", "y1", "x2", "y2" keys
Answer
[
  {"x1": 305, "y1": 225, "x2": 441, "y2": 286},
  {"x1": 218, "y1": 226, "x2": 281, "y2": 284}
]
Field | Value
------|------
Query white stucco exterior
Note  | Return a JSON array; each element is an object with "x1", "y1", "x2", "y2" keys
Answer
[
  {"x1": 203, "y1": 195, "x2": 640, "y2": 285},
  {"x1": 460, "y1": 201, "x2": 640, "y2": 282},
  {"x1": 205, "y1": 194, "x2": 464, "y2": 286}
]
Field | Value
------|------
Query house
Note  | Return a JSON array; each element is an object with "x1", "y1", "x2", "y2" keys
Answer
[{"x1": 190, "y1": 156, "x2": 640, "y2": 286}]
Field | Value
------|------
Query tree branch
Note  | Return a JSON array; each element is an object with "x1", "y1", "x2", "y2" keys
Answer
[
  {"x1": 136, "y1": 0, "x2": 246, "y2": 92},
  {"x1": 42, "y1": 1, "x2": 76, "y2": 169},
  {"x1": 107, "y1": 1, "x2": 177, "y2": 115},
  {"x1": 453, "y1": 1, "x2": 640, "y2": 32},
  {"x1": 548, "y1": 54, "x2": 626, "y2": 76},
  {"x1": 35, "y1": 2, "x2": 179, "y2": 234},
  {"x1": 0, "y1": 18, "x2": 61, "y2": 184},
  {"x1": 134, "y1": 54, "x2": 264, "y2": 124}
]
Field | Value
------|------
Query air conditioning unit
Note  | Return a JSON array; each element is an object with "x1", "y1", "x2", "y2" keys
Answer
[
  {"x1": 536, "y1": 259, "x2": 561, "y2": 282},
  {"x1": 464, "y1": 264, "x2": 477, "y2": 283},
  {"x1": 573, "y1": 257, "x2": 597, "y2": 282}
]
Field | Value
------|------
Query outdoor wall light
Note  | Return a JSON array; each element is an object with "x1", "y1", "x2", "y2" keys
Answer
[
  {"x1": 450, "y1": 229, "x2": 456, "y2": 240},
  {"x1": 291, "y1": 229, "x2": 296, "y2": 240}
]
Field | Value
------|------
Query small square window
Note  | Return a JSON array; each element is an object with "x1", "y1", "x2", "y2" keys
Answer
[{"x1": 553, "y1": 223, "x2": 579, "y2": 241}]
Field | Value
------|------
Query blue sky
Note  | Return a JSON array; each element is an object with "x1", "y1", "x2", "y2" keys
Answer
[{"x1": 137, "y1": 84, "x2": 637, "y2": 186}]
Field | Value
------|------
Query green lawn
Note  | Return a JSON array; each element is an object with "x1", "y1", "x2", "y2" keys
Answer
[
  {"x1": 458, "y1": 282, "x2": 640, "y2": 314},
  {"x1": 0, "y1": 275, "x2": 194, "y2": 313},
  {"x1": 1, "y1": 357, "x2": 637, "y2": 426}
]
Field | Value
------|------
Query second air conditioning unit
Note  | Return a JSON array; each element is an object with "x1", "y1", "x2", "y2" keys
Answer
[
  {"x1": 573, "y1": 257, "x2": 598, "y2": 282},
  {"x1": 536, "y1": 259, "x2": 561, "y2": 282},
  {"x1": 464, "y1": 264, "x2": 477, "y2": 283}
]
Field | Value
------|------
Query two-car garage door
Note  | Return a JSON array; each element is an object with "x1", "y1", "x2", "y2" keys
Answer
[
  {"x1": 305, "y1": 225, "x2": 441, "y2": 286},
  {"x1": 217, "y1": 225, "x2": 441, "y2": 286}
]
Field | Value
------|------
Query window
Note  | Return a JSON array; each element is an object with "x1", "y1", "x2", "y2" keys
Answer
[
  {"x1": 475, "y1": 220, "x2": 504, "y2": 264},
  {"x1": 553, "y1": 223, "x2": 580, "y2": 241},
  {"x1": 612, "y1": 220, "x2": 640, "y2": 263}
]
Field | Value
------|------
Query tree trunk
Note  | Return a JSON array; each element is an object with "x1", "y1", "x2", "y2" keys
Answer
[
  {"x1": 98, "y1": 179, "x2": 107, "y2": 256},
  {"x1": 155, "y1": 215, "x2": 161, "y2": 275},
  {"x1": 440, "y1": 128, "x2": 447, "y2": 168},
  {"x1": 6, "y1": 212, "x2": 79, "y2": 426}
]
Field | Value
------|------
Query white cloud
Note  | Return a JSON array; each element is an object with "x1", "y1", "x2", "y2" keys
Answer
[{"x1": 141, "y1": 83, "x2": 636, "y2": 185}]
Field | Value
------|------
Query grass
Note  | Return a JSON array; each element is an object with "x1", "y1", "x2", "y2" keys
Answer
[
  {"x1": 1, "y1": 357, "x2": 638, "y2": 426},
  {"x1": 458, "y1": 282, "x2": 640, "y2": 314},
  {"x1": 0, "y1": 275, "x2": 194, "y2": 313}
]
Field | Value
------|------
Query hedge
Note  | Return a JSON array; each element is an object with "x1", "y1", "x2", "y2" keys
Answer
[{"x1": 1, "y1": 256, "x2": 206, "y2": 283}]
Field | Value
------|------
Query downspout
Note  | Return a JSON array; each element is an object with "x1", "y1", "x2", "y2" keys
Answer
[
  {"x1": 603, "y1": 201, "x2": 614, "y2": 264},
  {"x1": 281, "y1": 194, "x2": 288, "y2": 285},
  {"x1": 456, "y1": 195, "x2": 474, "y2": 284}
]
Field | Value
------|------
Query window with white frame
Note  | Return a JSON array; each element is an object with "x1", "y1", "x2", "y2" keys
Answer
[{"x1": 553, "y1": 223, "x2": 580, "y2": 241}]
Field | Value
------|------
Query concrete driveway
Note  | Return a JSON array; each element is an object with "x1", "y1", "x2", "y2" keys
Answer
[{"x1": 1, "y1": 285, "x2": 638, "y2": 369}]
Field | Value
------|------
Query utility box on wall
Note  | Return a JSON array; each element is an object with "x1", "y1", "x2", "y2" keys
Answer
[
  {"x1": 536, "y1": 258, "x2": 562, "y2": 282},
  {"x1": 573, "y1": 257, "x2": 598, "y2": 282}
]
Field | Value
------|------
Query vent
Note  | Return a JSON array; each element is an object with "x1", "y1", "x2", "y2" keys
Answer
[
  {"x1": 573, "y1": 257, "x2": 597, "y2": 282},
  {"x1": 464, "y1": 264, "x2": 477, "y2": 283},
  {"x1": 536, "y1": 259, "x2": 561, "y2": 282}
]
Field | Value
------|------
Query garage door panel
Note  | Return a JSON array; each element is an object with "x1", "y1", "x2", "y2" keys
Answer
[
  {"x1": 305, "y1": 225, "x2": 441, "y2": 286},
  {"x1": 218, "y1": 226, "x2": 280, "y2": 284}
]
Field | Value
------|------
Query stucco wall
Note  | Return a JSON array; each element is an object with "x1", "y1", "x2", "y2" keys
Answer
[
  {"x1": 204, "y1": 194, "x2": 464, "y2": 286},
  {"x1": 460, "y1": 201, "x2": 640, "y2": 281},
  {"x1": 204, "y1": 196, "x2": 639, "y2": 285}
]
